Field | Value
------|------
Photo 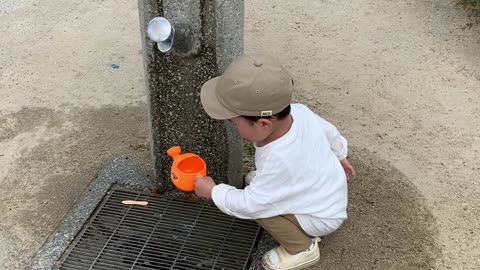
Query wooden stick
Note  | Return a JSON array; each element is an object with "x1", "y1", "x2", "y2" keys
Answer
[{"x1": 121, "y1": 200, "x2": 148, "y2": 206}]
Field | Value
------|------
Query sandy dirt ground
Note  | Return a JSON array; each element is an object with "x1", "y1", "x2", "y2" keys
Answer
[{"x1": 1, "y1": 0, "x2": 479, "y2": 269}]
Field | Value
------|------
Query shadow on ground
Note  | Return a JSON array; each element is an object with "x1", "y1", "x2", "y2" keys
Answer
[{"x1": 247, "y1": 146, "x2": 441, "y2": 270}]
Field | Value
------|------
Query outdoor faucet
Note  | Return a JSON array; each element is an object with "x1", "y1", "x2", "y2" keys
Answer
[
  {"x1": 147, "y1": 17, "x2": 175, "y2": 53},
  {"x1": 147, "y1": 16, "x2": 196, "y2": 56}
]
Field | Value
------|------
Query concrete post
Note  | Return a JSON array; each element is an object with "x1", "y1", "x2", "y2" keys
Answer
[{"x1": 138, "y1": 0, "x2": 244, "y2": 191}]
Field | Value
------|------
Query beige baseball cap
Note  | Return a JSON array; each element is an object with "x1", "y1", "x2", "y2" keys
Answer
[{"x1": 200, "y1": 54, "x2": 293, "y2": 120}]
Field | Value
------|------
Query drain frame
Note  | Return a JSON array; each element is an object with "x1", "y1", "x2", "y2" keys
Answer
[{"x1": 55, "y1": 188, "x2": 262, "y2": 270}]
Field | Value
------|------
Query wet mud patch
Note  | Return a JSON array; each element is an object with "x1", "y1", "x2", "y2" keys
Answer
[
  {"x1": 0, "y1": 104, "x2": 153, "y2": 269},
  {"x1": 0, "y1": 107, "x2": 66, "y2": 141},
  {"x1": 318, "y1": 147, "x2": 441, "y2": 269},
  {"x1": 13, "y1": 103, "x2": 153, "y2": 220}
]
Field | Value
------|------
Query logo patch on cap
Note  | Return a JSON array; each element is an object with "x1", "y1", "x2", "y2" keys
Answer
[{"x1": 261, "y1": 110, "x2": 273, "y2": 117}]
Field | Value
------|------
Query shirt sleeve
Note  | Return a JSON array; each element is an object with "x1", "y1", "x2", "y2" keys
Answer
[
  {"x1": 211, "y1": 156, "x2": 291, "y2": 220},
  {"x1": 315, "y1": 114, "x2": 348, "y2": 160}
]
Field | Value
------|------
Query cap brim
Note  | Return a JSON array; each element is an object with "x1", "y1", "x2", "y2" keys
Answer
[{"x1": 201, "y1": 77, "x2": 238, "y2": 120}]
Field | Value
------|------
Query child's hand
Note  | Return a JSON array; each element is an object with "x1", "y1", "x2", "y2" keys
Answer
[
  {"x1": 194, "y1": 176, "x2": 216, "y2": 200},
  {"x1": 340, "y1": 159, "x2": 356, "y2": 181}
]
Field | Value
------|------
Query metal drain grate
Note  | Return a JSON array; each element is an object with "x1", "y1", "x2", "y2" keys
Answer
[{"x1": 57, "y1": 189, "x2": 262, "y2": 270}]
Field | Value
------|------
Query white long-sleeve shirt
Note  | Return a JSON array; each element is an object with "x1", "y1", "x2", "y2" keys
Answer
[{"x1": 212, "y1": 103, "x2": 348, "y2": 236}]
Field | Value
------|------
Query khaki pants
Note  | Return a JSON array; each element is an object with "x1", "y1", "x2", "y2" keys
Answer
[{"x1": 256, "y1": 215, "x2": 312, "y2": 255}]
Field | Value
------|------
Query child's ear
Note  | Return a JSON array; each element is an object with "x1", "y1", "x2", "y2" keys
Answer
[{"x1": 258, "y1": 118, "x2": 273, "y2": 129}]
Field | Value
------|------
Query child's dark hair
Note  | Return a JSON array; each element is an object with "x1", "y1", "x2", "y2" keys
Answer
[{"x1": 241, "y1": 105, "x2": 291, "y2": 123}]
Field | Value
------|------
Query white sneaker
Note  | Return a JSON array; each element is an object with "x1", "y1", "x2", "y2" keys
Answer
[
  {"x1": 245, "y1": 170, "x2": 256, "y2": 185},
  {"x1": 262, "y1": 240, "x2": 320, "y2": 270}
]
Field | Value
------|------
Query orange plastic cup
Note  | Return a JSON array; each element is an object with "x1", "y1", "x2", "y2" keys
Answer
[{"x1": 167, "y1": 146, "x2": 207, "y2": 192}]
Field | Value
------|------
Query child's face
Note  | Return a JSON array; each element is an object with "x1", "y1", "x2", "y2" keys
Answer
[{"x1": 228, "y1": 117, "x2": 273, "y2": 144}]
